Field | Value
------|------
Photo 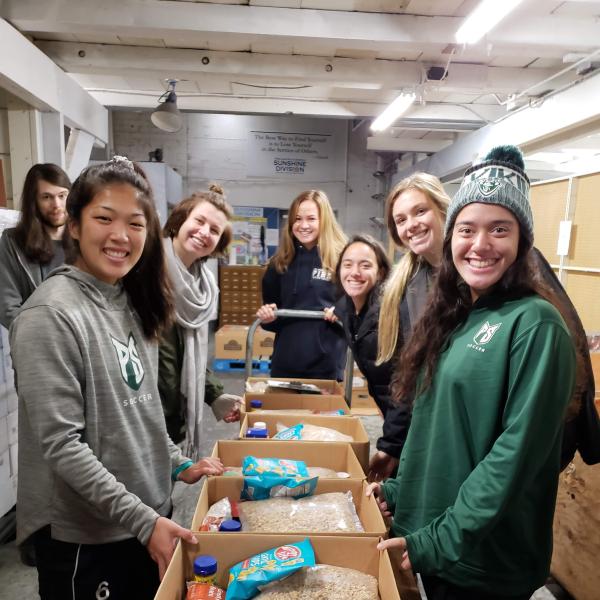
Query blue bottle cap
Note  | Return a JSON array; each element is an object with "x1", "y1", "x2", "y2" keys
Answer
[
  {"x1": 219, "y1": 519, "x2": 242, "y2": 532},
  {"x1": 250, "y1": 399, "x2": 263, "y2": 408},
  {"x1": 193, "y1": 554, "x2": 218, "y2": 576}
]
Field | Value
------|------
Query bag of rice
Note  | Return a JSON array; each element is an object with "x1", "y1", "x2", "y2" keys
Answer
[
  {"x1": 237, "y1": 491, "x2": 363, "y2": 533},
  {"x1": 256, "y1": 564, "x2": 378, "y2": 599},
  {"x1": 273, "y1": 423, "x2": 353, "y2": 442}
]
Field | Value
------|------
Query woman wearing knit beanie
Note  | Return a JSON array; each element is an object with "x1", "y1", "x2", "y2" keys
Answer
[{"x1": 371, "y1": 146, "x2": 581, "y2": 599}]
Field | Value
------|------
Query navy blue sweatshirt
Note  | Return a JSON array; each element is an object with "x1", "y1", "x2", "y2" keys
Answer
[{"x1": 261, "y1": 243, "x2": 346, "y2": 380}]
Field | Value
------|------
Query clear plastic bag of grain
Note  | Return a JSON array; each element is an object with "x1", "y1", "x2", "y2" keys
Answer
[
  {"x1": 274, "y1": 422, "x2": 354, "y2": 442},
  {"x1": 256, "y1": 564, "x2": 378, "y2": 599},
  {"x1": 238, "y1": 491, "x2": 363, "y2": 533}
]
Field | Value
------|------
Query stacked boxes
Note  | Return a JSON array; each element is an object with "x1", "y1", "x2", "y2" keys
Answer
[
  {"x1": 157, "y1": 376, "x2": 399, "y2": 598},
  {"x1": 213, "y1": 325, "x2": 274, "y2": 360},
  {"x1": 0, "y1": 326, "x2": 17, "y2": 516},
  {"x1": 219, "y1": 265, "x2": 265, "y2": 326}
]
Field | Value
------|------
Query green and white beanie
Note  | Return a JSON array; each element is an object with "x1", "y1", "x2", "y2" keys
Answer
[{"x1": 445, "y1": 145, "x2": 533, "y2": 244}]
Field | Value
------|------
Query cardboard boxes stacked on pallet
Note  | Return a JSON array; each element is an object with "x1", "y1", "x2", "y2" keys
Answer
[
  {"x1": 550, "y1": 351, "x2": 600, "y2": 600},
  {"x1": 155, "y1": 378, "x2": 403, "y2": 599},
  {"x1": 218, "y1": 265, "x2": 265, "y2": 327},
  {"x1": 0, "y1": 326, "x2": 17, "y2": 517}
]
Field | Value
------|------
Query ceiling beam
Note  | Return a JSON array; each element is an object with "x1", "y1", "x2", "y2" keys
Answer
[
  {"x1": 0, "y1": 18, "x2": 108, "y2": 142},
  {"x1": 37, "y1": 41, "x2": 573, "y2": 97},
  {"x1": 367, "y1": 136, "x2": 452, "y2": 153},
  {"x1": 394, "y1": 73, "x2": 600, "y2": 182},
  {"x1": 3, "y1": 0, "x2": 599, "y2": 53}
]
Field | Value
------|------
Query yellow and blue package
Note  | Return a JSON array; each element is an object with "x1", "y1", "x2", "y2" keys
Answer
[
  {"x1": 226, "y1": 538, "x2": 315, "y2": 600},
  {"x1": 242, "y1": 456, "x2": 309, "y2": 478}
]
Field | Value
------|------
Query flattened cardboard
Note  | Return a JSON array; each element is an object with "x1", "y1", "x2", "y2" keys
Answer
[
  {"x1": 210, "y1": 440, "x2": 365, "y2": 479},
  {"x1": 155, "y1": 535, "x2": 400, "y2": 600},
  {"x1": 246, "y1": 376, "x2": 344, "y2": 397},
  {"x1": 240, "y1": 412, "x2": 370, "y2": 470},
  {"x1": 242, "y1": 393, "x2": 349, "y2": 415},
  {"x1": 191, "y1": 477, "x2": 385, "y2": 536}
]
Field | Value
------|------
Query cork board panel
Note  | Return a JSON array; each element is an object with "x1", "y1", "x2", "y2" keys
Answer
[
  {"x1": 530, "y1": 180, "x2": 568, "y2": 262},
  {"x1": 552, "y1": 455, "x2": 600, "y2": 600},
  {"x1": 571, "y1": 173, "x2": 600, "y2": 269},
  {"x1": 564, "y1": 271, "x2": 600, "y2": 331}
]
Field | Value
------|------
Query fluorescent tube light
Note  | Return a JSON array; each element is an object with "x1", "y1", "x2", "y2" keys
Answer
[
  {"x1": 455, "y1": 0, "x2": 524, "y2": 45},
  {"x1": 371, "y1": 93, "x2": 416, "y2": 132}
]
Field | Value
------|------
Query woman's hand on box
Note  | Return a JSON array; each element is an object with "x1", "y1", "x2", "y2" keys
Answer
[
  {"x1": 147, "y1": 517, "x2": 198, "y2": 580},
  {"x1": 256, "y1": 303, "x2": 277, "y2": 324},
  {"x1": 365, "y1": 482, "x2": 392, "y2": 519},
  {"x1": 178, "y1": 457, "x2": 224, "y2": 483},
  {"x1": 377, "y1": 537, "x2": 412, "y2": 571},
  {"x1": 368, "y1": 451, "x2": 399, "y2": 483}
]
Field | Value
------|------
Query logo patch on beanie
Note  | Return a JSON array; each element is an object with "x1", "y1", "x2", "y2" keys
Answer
[{"x1": 477, "y1": 178, "x2": 502, "y2": 197}]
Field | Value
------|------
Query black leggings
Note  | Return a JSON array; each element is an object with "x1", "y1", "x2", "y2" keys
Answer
[
  {"x1": 32, "y1": 526, "x2": 159, "y2": 600},
  {"x1": 421, "y1": 575, "x2": 534, "y2": 600}
]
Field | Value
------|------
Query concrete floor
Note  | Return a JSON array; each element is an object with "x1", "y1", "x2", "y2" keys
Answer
[{"x1": 0, "y1": 368, "x2": 570, "y2": 599}]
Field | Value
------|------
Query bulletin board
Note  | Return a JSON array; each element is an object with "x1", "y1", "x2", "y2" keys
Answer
[
  {"x1": 571, "y1": 173, "x2": 600, "y2": 268},
  {"x1": 530, "y1": 179, "x2": 569, "y2": 263}
]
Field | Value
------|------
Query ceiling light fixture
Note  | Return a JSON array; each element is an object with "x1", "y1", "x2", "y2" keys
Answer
[
  {"x1": 455, "y1": 0, "x2": 524, "y2": 45},
  {"x1": 151, "y1": 79, "x2": 183, "y2": 133},
  {"x1": 371, "y1": 92, "x2": 416, "y2": 132}
]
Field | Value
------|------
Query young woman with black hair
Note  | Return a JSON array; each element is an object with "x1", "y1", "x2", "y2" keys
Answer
[{"x1": 10, "y1": 157, "x2": 222, "y2": 599}]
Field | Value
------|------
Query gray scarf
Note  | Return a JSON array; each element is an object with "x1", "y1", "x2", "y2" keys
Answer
[{"x1": 163, "y1": 238, "x2": 219, "y2": 458}]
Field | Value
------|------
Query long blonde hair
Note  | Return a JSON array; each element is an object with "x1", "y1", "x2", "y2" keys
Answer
[
  {"x1": 271, "y1": 190, "x2": 347, "y2": 274},
  {"x1": 376, "y1": 173, "x2": 450, "y2": 364}
]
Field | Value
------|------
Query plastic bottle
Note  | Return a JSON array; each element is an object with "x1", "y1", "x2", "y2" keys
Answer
[
  {"x1": 219, "y1": 519, "x2": 242, "y2": 532},
  {"x1": 250, "y1": 399, "x2": 263, "y2": 411},
  {"x1": 193, "y1": 555, "x2": 218, "y2": 584}
]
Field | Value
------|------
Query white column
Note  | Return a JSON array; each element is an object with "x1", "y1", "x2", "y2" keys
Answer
[{"x1": 41, "y1": 111, "x2": 66, "y2": 168}]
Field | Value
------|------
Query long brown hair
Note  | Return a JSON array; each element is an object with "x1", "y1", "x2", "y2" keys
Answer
[
  {"x1": 271, "y1": 190, "x2": 346, "y2": 274},
  {"x1": 163, "y1": 184, "x2": 233, "y2": 259},
  {"x1": 392, "y1": 231, "x2": 584, "y2": 419},
  {"x1": 376, "y1": 173, "x2": 449, "y2": 364},
  {"x1": 64, "y1": 158, "x2": 173, "y2": 340},
  {"x1": 14, "y1": 163, "x2": 71, "y2": 263}
]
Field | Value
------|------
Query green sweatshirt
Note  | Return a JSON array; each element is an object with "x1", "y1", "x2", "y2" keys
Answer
[{"x1": 382, "y1": 293, "x2": 575, "y2": 596}]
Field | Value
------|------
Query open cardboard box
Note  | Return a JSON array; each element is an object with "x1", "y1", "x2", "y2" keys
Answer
[
  {"x1": 240, "y1": 412, "x2": 370, "y2": 470},
  {"x1": 242, "y1": 392, "x2": 349, "y2": 415},
  {"x1": 211, "y1": 440, "x2": 365, "y2": 479},
  {"x1": 246, "y1": 376, "x2": 345, "y2": 397},
  {"x1": 191, "y1": 477, "x2": 386, "y2": 536},
  {"x1": 214, "y1": 325, "x2": 275, "y2": 360},
  {"x1": 155, "y1": 534, "x2": 400, "y2": 599}
]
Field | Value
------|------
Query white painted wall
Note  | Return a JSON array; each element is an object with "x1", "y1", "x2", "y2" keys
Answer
[
  {"x1": 112, "y1": 110, "x2": 382, "y2": 235},
  {"x1": 0, "y1": 109, "x2": 11, "y2": 205}
]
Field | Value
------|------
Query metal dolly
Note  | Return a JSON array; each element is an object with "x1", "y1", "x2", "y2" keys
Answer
[{"x1": 244, "y1": 308, "x2": 354, "y2": 407}]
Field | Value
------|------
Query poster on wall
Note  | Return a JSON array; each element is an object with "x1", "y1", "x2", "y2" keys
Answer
[
  {"x1": 247, "y1": 131, "x2": 334, "y2": 179},
  {"x1": 229, "y1": 206, "x2": 280, "y2": 265}
]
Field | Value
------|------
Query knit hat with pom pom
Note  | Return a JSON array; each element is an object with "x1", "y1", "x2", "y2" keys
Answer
[{"x1": 445, "y1": 145, "x2": 533, "y2": 244}]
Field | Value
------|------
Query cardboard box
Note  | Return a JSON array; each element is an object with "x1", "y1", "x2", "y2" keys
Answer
[
  {"x1": 210, "y1": 440, "x2": 365, "y2": 480},
  {"x1": 242, "y1": 393, "x2": 349, "y2": 415},
  {"x1": 0, "y1": 449, "x2": 16, "y2": 516},
  {"x1": 7, "y1": 410, "x2": 17, "y2": 446},
  {"x1": 214, "y1": 325, "x2": 275, "y2": 360},
  {"x1": 552, "y1": 454, "x2": 600, "y2": 600},
  {"x1": 350, "y1": 389, "x2": 381, "y2": 417},
  {"x1": 156, "y1": 535, "x2": 400, "y2": 600},
  {"x1": 246, "y1": 377, "x2": 345, "y2": 398},
  {"x1": 591, "y1": 352, "x2": 600, "y2": 397},
  {"x1": 191, "y1": 477, "x2": 386, "y2": 536},
  {"x1": 240, "y1": 413, "x2": 370, "y2": 470}
]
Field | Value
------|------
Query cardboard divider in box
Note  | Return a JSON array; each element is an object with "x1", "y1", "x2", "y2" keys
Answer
[
  {"x1": 191, "y1": 477, "x2": 386, "y2": 536},
  {"x1": 246, "y1": 376, "x2": 344, "y2": 397},
  {"x1": 242, "y1": 392, "x2": 349, "y2": 415},
  {"x1": 240, "y1": 413, "x2": 370, "y2": 470},
  {"x1": 210, "y1": 440, "x2": 365, "y2": 480},
  {"x1": 155, "y1": 534, "x2": 400, "y2": 600}
]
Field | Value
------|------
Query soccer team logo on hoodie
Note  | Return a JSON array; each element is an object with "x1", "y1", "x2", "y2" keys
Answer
[
  {"x1": 110, "y1": 333, "x2": 145, "y2": 390},
  {"x1": 473, "y1": 321, "x2": 502, "y2": 345}
]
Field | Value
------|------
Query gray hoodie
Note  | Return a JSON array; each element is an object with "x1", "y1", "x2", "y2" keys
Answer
[{"x1": 10, "y1": 265, "x2": 187, "y2": 546}]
